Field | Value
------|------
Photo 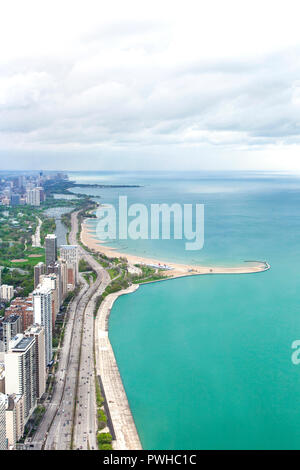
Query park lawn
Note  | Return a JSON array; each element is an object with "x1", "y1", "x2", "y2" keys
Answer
[{"x1": 7, "y1": 255, "x2": 45, "y2": 268}]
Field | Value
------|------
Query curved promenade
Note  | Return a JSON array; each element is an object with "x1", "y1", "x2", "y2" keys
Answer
[{"x1": 95, "y1": 284, "x2": 142, "y2": 450}]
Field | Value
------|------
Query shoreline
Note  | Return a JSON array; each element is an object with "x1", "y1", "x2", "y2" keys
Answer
[
  {"x1": 81, "y1": 219, "x2": 270, "y2": 278},
  {"x1": 95, "y1": 284, "x2": 142, "y2": 450}
]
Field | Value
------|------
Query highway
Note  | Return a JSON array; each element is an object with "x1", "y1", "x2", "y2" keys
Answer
[
  {"x1": 69, "y1": 211, "x2": 110, "y2": 450},
  {"x1": 30, "y1": 209, "x2": 110, "y2": 450}
]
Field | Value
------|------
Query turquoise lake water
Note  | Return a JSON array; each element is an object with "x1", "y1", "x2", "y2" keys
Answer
[{"x1": 70, "y1": 171, "x2": 300, "y2": 449}]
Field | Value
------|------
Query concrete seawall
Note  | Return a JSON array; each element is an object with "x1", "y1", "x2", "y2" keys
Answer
[{"x1": 95, "y1": 284, "x2": 142, "y2": 450}]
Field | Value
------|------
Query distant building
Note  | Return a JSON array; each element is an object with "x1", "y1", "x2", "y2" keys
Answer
[
  {"x1": 5, "y1": 335, "x2": 37, "y2": 422},
  {"x1": 26, "y1": 187, "x2": 44, "y2": 206},
  {"x1": 45, "y1": 234, "x2": 57, "y2": 267},
  {"x1": 18, "y1": 175, "x2": 26, "y2": 189},
  {"x1": 0, "y1": 285, "x2": 14, "y2": 302},
  {"x1": 33, "y1": 285, "x2": 52, "y2": 366},
  {"x1": 1, "y1": 197, "x2": 10, "y2": 206},
  {"x1": 19, "y1": 197, "x2": 26, "y2": 205},
  {"x1": 26, "y1": 188, "x2": 40, "y2": 206},
  {"x1": 37, "y1": 187, "x2": 45, "y2": 203},
  {"x1": 10, "y1": 194, "x2": 20, "y2": 206}
]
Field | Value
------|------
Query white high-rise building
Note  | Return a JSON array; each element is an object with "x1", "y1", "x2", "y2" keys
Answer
[
  {"x1": 33, "y1": 285, "x2": 52, "y2": 366},
  {"x1": 39, "y1": 274, "x2": 60, "y2": 326},
  {"x1": 26, "y1": 188, "x2": 41, "y2": 206},
  {"x1": 0, "y1": 393, "x2": 6, "y2": 450},
  {"x1": 5, "y1": 335, "x2": 36, "y2": 423},
  {"x1": 0, "y1": 284, "x2": 14, "y2": 302},
  {"x1": 24, "y1": 325, "x2": 46, "y2": 399}
]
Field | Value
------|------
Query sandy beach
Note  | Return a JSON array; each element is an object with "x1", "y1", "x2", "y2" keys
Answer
[{"x1": 81, "y1": 220, "x2": 270, "y2": 278}]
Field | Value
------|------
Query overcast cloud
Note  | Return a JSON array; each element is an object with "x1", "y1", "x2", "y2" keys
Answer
[{"x1": 1, "y1": 0, "x2": 300, "y2": 171}]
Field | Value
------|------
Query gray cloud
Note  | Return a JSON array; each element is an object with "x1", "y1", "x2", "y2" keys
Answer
[{"x1": 1, "y1": 7, "x2": 300, "y2": 170}]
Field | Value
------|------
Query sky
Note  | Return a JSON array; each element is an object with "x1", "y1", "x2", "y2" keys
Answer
[{"x1": 1, "y1": 0, "x2": 300, "y2": 171}]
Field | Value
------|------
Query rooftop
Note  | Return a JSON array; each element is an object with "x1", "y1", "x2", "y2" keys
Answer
[
  {"x1": 3, "y1": 314, "x2": 20, "y2": 324},
  {"x1": 11, "y1": 335, "x2": 34, "y2": 352},
  {"x1": 33, "y1": 285, "x2": 52, "y2": 295},
  {"x1": 25, "y1": 324, "x2": 43, "y2": 335}
]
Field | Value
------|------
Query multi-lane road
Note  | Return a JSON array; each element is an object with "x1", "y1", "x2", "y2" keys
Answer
[{"x1": 30, "y1": 210, "x2": 110, "y2": 450}]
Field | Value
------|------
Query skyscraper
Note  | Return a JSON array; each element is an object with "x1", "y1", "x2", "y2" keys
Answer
[
  {"x1": 24, "y1": 325, "x2": 46, "y2": 399},
  {"x1": 26, "y1": 187, "x2": 41, "y2": 206},
  {"x1": 45, "y1": 234, "x2": 57, "y2": 267},
  {"x1": 5, "y1": 335, "x2": 37, "y2": 422},
  {"x1": 39, "y1": 274, "x2": 60, "y2": 328},
  {"x1": 33, "y1": 285, "x2": 52, "y2": 366},
  {"x1": 60, "y1": 245, "x2": 79, "y2": 285}
]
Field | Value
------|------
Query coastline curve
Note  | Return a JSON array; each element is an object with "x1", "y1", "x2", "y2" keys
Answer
[{"x1": 81, "y1": 220, "x2": 270, "y2": 278}]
